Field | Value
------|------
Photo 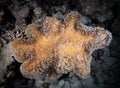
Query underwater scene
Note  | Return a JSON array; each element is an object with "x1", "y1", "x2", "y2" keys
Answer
[{"x1": 0, "y1": 0, "x2": 120, "y2": 88}]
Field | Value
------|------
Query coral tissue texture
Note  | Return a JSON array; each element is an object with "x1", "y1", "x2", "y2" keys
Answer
[{"x1": 10, "y1": 12, "x2": 112, "y2": 79}]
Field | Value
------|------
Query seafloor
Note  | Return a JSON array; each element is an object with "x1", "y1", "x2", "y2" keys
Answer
[{"x1": 0, "y1": 0, "x2": 120, "y2": 88}]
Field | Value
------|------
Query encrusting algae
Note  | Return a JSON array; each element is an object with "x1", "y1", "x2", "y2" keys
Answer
[{"x1": 10, "y1": 11, "x2": 112, "y2": 79}]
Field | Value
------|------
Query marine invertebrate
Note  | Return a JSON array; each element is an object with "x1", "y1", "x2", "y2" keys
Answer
[{"x1": 10, "y1": 11, "x2": 112, "y2": 79}]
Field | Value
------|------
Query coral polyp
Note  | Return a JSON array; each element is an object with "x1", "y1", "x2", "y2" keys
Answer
[{"x1": 10, "y1": 11, "x2": 112, "y2": 79}]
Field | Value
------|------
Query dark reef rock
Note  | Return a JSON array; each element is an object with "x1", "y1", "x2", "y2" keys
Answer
[{"x1": 77, "y1": 0, "x2": 115, "y2": 22}]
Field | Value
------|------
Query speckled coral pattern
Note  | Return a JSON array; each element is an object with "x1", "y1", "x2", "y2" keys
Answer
[{"x1": 10, "y1": 11, "x2": 112, "y2": 79}]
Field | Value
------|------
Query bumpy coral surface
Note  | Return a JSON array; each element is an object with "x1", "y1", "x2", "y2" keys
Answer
[{"x1": 10, "y1": 12, "x2": 112, "y2": 79}]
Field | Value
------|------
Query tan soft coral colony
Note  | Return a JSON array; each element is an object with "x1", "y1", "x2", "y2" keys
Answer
[{"x1": 10, "y1": 11, "x2": 112, "y2": 79}]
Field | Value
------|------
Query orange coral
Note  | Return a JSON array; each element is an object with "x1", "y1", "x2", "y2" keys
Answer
[{"x1": 10, "y1": 11, "x2": 112, "y2": 79}]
